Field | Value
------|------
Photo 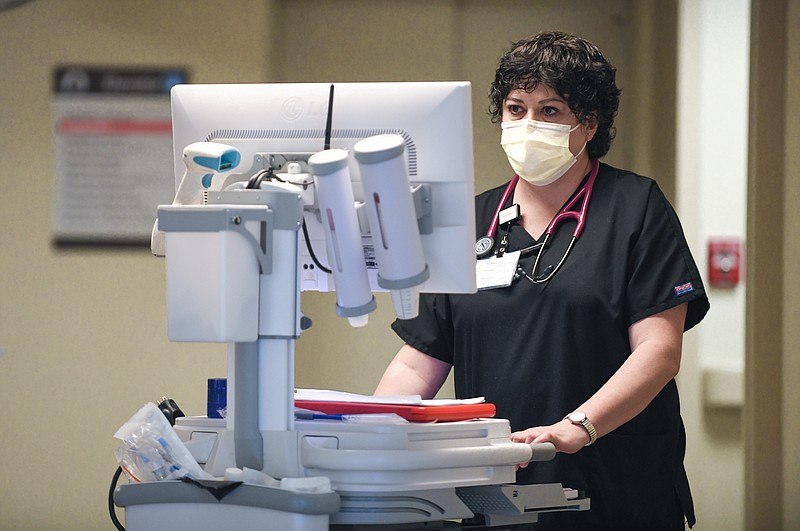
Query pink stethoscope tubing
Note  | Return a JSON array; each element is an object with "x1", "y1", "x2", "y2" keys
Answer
[
  {"x1": 480, "y1": 158, "x2": 600, "y2": 283},
  {"x1": 485, "y1": 174, "x2": 519, "y2": 239},
  {"x1": 485, "y1": 159, "x2": 598, "y2": 239},
  {"x1": 529, "y1": 158, "x2": 599, "y2": 283},
  {"x1": 544, "y1": 158, "x2": 599, "y2": 240}
]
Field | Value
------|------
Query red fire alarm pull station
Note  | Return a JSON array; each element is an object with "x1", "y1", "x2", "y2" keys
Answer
[{"x1": 708, "y1": 238, "x2": 742, "y2": 287}]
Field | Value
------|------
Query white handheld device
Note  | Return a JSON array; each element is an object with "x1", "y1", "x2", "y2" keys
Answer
[{"x1": 151, "y1": 142, "x2": 241, "y2": 256}]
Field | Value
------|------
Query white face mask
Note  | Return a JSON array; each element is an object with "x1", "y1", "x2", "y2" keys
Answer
[{"x1": 500, "y1": 119, "x2": 586, "y2": 186}]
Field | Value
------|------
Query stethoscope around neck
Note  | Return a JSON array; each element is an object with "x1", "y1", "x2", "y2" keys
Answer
[{"x1": 475, "y1": 158, "x2": 600, "y2": 284}]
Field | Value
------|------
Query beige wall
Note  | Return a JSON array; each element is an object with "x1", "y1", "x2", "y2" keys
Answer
[
  {"x1": 0, "y1": 1, "x2": 273, "y2": 529},
  {"x1": 674, "y1": 2, "x2": 751, "y2": 529},
  {"x1": 5, "y1": 1, "x2": 795, "y2": 530},
  {"x1": 781, "y1": 3, "x2": 800, "y2": 527},
  {"x1": 746, "y1": 0, "x2": 800, "y2": 529}
]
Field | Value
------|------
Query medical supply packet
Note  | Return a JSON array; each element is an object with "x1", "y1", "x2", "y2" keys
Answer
[{"x1": 114, "y1": 401, "x2": 213, "y2": 482}]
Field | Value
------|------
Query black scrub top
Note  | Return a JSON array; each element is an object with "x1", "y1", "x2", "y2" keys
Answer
[{"x1": 392, "y1": 162, "x2": 709, "y2": 530}]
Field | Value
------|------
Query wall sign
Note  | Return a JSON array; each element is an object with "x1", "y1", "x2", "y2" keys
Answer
[{"x1": 52, "y1": 66, "x2": 188, "y2": 245}]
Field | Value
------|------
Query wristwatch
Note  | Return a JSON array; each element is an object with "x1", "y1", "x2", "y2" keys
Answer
[{"x1": 564, "y1": 411, "x2": 597, "y2": 446}]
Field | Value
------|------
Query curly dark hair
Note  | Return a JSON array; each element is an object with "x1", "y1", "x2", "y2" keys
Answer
[{"x1": 488, "y1": 31, "x2": 621, "y2": 159}]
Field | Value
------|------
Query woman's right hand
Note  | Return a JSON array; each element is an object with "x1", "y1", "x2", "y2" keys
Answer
[{"x1": 511, "y1": 420, "x2": 591, "y2": 467}]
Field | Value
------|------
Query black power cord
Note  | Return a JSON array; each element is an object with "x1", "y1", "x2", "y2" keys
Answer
[
  {"x1": 108, "y1": 466, "x2": 125, "y2": 530},
  {"x1": 302, "y1": 219, "x2": 332, "y2": 275}
]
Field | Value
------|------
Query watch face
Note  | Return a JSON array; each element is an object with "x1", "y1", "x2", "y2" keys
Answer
[{"x1": 568, "y1": 412, "x2": 586, "y2": 423}]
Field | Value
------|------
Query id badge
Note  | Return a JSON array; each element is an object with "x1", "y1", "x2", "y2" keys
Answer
[{"x1": 476, "y1": 250, "x2": 520, "y2": 290}]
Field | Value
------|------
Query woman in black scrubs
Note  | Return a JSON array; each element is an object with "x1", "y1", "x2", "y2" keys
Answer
[{"x1": 375, "y1": 31, "x2": 709, "y2": 530}]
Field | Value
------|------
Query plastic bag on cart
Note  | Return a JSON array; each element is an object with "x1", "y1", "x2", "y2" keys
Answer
[{"x1": 114, "y1": 401, "x2": 213, "y2": 482}]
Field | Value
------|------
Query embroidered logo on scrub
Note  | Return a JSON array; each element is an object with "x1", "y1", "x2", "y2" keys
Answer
[{"x1": 674, "y1": 282, "x2": 694, "y2": 297}]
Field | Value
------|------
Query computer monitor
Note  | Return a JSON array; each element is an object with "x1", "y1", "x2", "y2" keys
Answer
[{"x1": 169, "y1": 82, "x2": 476, "y2": 296}]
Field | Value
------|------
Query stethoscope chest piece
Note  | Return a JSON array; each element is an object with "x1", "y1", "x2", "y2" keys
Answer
[{"x1": 475, "y1": 236, "x2": 495, "y2": 258}]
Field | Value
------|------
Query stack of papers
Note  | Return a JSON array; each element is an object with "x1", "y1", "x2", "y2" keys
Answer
[{"x1": 294, "y1": 389, "x2": 486, "y2": 406}]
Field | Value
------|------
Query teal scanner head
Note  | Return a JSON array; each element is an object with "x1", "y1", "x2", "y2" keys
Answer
[{"x1": 192, "y1": 148, "x2": 241, "y2": 188}]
